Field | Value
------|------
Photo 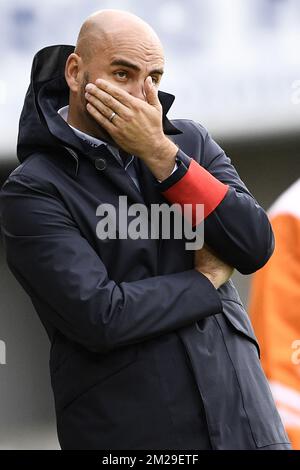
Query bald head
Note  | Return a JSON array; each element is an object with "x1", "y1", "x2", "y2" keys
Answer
[{"x1": 75, "y1": 9, "x2": 164, "y2": 63}]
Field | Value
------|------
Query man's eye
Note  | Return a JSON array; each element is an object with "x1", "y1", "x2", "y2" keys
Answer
[
  {"x1": 151, "y1": 76, "x2": 159, "y2": 85},
  {"x1": 114, "y1": 71, "x2": 128, "y2": 79}
]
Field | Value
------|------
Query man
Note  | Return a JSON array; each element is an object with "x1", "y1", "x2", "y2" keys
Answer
[
  {"x1": 0, "y1": 10, "x2": 290, "y2": 449},
  {"x1": 249, "y1": 179, "x2": 300, "y2": 450}
]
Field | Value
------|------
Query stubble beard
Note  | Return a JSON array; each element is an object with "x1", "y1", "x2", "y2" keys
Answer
[{"x1": 79, "y1": 71, "x2": 115, "y2": 145}]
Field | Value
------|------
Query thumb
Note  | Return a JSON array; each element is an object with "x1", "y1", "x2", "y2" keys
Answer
[{"x1": 144, "y1": 76, "x2": 160, "y2": 107}]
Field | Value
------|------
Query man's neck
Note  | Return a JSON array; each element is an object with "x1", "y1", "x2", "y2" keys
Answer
[{"x1": 67, "y1": 103, "x2": 116, "y2": 147}]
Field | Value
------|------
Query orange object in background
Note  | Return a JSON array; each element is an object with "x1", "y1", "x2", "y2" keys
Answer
[{"x1": 249, "y1": 179, "x2": 300, "y2": 450}]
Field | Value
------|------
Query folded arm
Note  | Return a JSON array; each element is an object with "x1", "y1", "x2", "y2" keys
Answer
[{"x1": 0, "y1": 173, "x2": 222, "y2": 353}]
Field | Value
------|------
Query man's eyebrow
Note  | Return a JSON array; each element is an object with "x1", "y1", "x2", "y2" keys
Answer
[
  {"x1": 150, "y1": 68, "x2": 164, "y2": 76},
  {"x1": 110, "y1": 59, "x2": 164, "y2": 75},
  {"x1": 110, "y1": 59, "x2": 141, "y2": 72}
]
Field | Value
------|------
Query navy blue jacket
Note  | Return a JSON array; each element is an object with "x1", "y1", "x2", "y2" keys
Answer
[{"x1": 0, "y1": 45, "x2": 291, "y2": 449}]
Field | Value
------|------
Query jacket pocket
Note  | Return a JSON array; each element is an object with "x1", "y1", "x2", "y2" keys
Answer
[
  {"x1": 50, "y1": 337, "x2": 139, "y2": 413},
  {"x1": 220, "y1": 298, "x2": 260, "y2": 358}
]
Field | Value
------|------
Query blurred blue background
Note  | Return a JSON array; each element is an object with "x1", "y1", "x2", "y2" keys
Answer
[{"x1": 0, "y1": 0, "x2": 299, "y2": 449}]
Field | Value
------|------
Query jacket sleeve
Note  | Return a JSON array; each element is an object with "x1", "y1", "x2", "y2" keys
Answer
[
  {"x1": 0, "y1": 173, "x2": 222, "y2": 354},
  {"x1": 156, "y1": 123, "x2": 274, "y2": 274}
]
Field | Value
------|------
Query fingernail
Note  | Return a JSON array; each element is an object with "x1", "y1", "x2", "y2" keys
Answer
[
  {"x1": 85, "y1": 83, "x2": 93, "y2": 91},
  {"x1": 85, "y1": 92, "x2": 90, "y2": 99}
]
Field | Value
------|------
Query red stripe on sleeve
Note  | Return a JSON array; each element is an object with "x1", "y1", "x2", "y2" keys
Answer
[{"x1": 161, "y1": 159, "x2": 229, "y2": 226}]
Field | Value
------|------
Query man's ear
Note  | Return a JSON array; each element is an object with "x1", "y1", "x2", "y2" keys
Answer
[{"x1": 65, "y1": 53, "x2": 83, "y2": 92}]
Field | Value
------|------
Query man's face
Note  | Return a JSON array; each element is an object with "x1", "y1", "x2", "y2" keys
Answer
[
  {"x1": 66, "y1": 26, "x2": 165, "y2": 139},
  {"x1": 80, "y1": 32, "x2": 165, "y2": 103}
]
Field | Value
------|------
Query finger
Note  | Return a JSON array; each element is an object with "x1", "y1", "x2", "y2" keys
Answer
[
  {"x1": 86, "y1": 102, "x2": 117, "y2": 133},
  {"x1": 85, "y1": 92, "x2": 119, "y2": 122},
  {"x1": 95, "y1": 79, "x2": 136, "y2": 108},
  {"x1": 85, "y1": 83, "x2": 129, "y2": 116},
  {"x1": 144, "y1": 76, "x2": 160, "y2": 108}
]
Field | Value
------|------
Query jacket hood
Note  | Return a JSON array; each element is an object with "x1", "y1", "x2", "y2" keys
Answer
[{"x1": 17, "y1": 44, "x2": 182, "y2": 163}]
